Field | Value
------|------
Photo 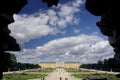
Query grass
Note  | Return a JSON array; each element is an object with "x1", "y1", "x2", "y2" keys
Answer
[
  {"x1": 3, "y1": 68, "x2": 54, "y2": 80},
  {"x1": 65, "y1": 68, "x2": 95, "y2": 73},
  {"x1": 72, "y1": 73, "x2": 120, "y2": 80},
  {"x1": 66, "y1": 68, "x2": 120, "y2": 80},
  {"x1": 27, "y1": 68, "x2": 54, "y2": 73},
  {"x1": 3, "y1": 73, "x2": 48, "y2": 80},
  {"x1": 79, "y1": 69, "x2": 95, "y2": 72},
  {"x1": 38, "y1": 68, "x2": 54, "y2": 73},
  {"x1": 72, "y1": 74, "x2": 90, "y2": 78},
  {"x1": 65, "y1": 68, "x2": 80, "y2": 72}
]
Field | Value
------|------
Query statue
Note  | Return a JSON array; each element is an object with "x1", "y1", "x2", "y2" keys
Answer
[{"x1": 0, "y1": 0, "x2": 59, "y2": 79}]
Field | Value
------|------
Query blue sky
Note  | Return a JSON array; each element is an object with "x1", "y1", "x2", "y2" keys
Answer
[{"x1": 9, "y1": 0, "x2": 114, "y2": 64}]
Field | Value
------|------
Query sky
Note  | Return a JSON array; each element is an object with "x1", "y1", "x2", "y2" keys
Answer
[{"x1": 9, "y1": 0, "x2": 115, "y2": 64}]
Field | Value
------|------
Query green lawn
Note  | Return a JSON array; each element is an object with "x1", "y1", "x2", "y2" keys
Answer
[
  {"x1": 65, "y1": 68, "x2": 80, "y2": 72},
  {"x1": 3, "y1": 73, "x2": 47, "y2": 80},
  {"x1": 3, "y1": 68, "x2": 54, "y2": 80},
  {"x1": 72, "y1": 73, "x2": 120, "y2": 80},
  {"x1": 65, "y1": 68, "x2": 95, "y2": 73},
  {"x1": 27, "y1": 68, "x2": 54, "y2": 73}
]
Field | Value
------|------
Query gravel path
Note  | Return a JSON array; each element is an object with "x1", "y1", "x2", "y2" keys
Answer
[{"x1": 45, "y1": 69, "x2": 82, "y2": 80}]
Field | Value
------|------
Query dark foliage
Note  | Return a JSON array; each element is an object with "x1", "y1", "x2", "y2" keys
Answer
[
  {"x1": 8, "y1": 54, "x2": 40, "y2": 71},
  {"x1": 81, "y1": 58, "x2": 120, "y2": 72}
]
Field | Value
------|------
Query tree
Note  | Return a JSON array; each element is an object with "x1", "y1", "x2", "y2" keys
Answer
[
  {"x1": 97, "y1": 60, "x2": 103, "y2": 69},
  {"x1": 9, "y1": 53, "x2": 18, "y2": 71}
]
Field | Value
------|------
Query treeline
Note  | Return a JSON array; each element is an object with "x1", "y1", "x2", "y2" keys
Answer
[
  {"x1": 8, "y1": 54, "x2": 40, "y2": 71},
  {"x1": 81, "y1": 58, "x2": 120, "y2": 72}
]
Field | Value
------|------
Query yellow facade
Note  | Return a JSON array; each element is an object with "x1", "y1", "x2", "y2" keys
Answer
[{"x1": 38, "y1": 62, "x2": 81, "y2": 69}]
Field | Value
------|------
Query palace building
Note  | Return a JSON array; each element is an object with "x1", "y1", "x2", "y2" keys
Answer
[{"x1": 38, "y1": 62, "x2": 81, "y2": 69}]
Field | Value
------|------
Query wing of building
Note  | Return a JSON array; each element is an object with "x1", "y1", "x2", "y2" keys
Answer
[{"x1": 38, "y1": 62, "x2": 81, "y2": 69}]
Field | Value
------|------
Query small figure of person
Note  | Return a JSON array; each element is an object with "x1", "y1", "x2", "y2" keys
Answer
[
  {"x1": 43, "y1": 77, "x2": 45, "y2": 80},
  {"x1": 65, "y1": 78, "x2": 68, "y2": 80},
  {"x1": 60, "y1": 77, "x2": 62, "y2": 80}
]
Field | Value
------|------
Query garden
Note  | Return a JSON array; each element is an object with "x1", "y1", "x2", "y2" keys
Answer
[{"x1": 3, "y1": 68, "x2": 54, "y2": 80}]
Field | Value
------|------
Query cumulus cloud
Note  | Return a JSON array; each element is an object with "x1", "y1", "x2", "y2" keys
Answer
[
  {"x1": 15, "y1": 34, "x2": 114, "y2": 63},
  {"x1": 74, "y1": 28, "x2": 80, "y2": 33},
  {"x1": 8, "y1": 0, "x2": 115, "y2": 64},
  {"x1": 9, "y1": 0, "x2": 83, "y2": 46}
]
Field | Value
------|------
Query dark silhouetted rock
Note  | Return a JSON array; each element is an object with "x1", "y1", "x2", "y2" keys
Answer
[
  {"x1": 0, "y1": 0, "x2": 27, "y2": 14},
  {"x1": 85, "y1": 0, "x2": 120, "y2": 66},
  {"x1": 42, "y1": 0, "x2": 59, "y2": 7},
  {"x1": 0, "y1": 27, "x2": 20, "y2": 51},
  {"x1": 0, "y1": 0, "x2": 27, "y2": 79},
  {"x1": 0, "y1": 52, "x2": 10, "y2": 72},
  {"x1": 0, "y1": 0, "x2": 59, "y2": 79}
]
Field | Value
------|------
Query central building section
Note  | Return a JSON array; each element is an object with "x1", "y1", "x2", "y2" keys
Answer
[
  {"x1": 39, "y1": 62, "x2": 81, "y2": 69},
  {"x1": 56, "y1": 62, "x2": 64, "y2": 68}
]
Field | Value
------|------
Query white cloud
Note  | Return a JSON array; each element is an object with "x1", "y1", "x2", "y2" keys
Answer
[
  {"x1": 9, "y1": 0, "x2": 83, "y2": 46},
  {"x1": 8, "y1": 0, "x2": 114, "y2": 64},
  {"x1": 14, "y1": 34, "x2": 114, "y2": 64},
  {"x1": 74, "y1": 28, "x2": 80, "y2": 33}
]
